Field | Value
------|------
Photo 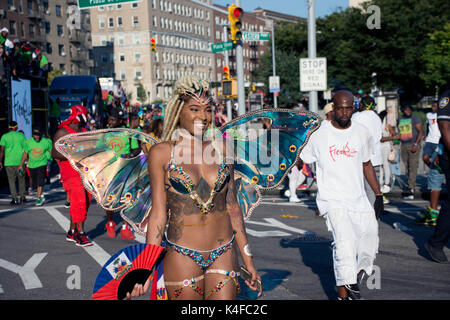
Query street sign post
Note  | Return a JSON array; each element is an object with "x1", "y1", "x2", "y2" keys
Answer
[
  {"x1": 242, "y1": 32, "x2": 270, "y2": 41},
  {"x1": 78, "y1": 0, "x2": 141, "y2": 9},
  {"x1": 211, "y1": 41, "x2": 234, "y2": 53},
  {"x1": 299, "y1": 57, "x2": 327, "y2": 92},
  {"x1": 269, "y1": 76, "x2": 280, "y2": 93}
]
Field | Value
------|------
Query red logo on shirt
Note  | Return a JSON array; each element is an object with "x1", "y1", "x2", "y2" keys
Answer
[
  {"x1": 107, "y1": 138, "x2": 124, "y2": 152},
  {"x1": 329, "y1": 143, "x2": 357, "y2": 162}
]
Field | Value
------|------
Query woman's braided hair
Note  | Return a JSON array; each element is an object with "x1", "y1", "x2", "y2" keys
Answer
[{"x1": 161, "y1": 75, "x2": 215, "y2": 142}]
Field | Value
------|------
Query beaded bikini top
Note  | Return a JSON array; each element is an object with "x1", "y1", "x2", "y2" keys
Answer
[{"x1": 167, "y1": 142, "x2": 230, "y2": 215}]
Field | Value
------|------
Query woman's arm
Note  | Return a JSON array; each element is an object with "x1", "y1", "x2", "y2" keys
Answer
[
  {"x1": 226, "y1": 164, "x2": 262, "y2": 296},
  {"x1": 145, "y1": 143, "x2": 169, "y2": 245}
]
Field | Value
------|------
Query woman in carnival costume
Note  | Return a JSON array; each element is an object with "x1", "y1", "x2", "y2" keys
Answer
[{"x1": 56, "y1": 75, "x2": 320, "y2": 300}]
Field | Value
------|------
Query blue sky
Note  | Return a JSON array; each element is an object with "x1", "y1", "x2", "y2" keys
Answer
[{"x1": 212, "y1": 0, "x2": 349, "y2": 18}]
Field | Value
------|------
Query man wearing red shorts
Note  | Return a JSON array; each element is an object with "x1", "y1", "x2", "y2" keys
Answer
[{"x1": 52, "y1": 105, "x2": 92, "y2": 247}]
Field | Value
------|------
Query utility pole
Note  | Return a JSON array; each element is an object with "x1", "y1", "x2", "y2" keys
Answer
[
  {"x1": 235, "y1": 0, "x2": 246, "y2": 116},
  {"x1": 270, "y1": 20, "x2": 277, "y2": 108},
  {"x1": 307, "y1": 0, "x2": 318, "y2": 113}
]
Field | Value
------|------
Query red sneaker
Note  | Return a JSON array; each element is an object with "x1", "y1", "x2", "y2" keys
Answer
[
  {"x1": 66, "y1": 229, "x2": 78, "y2": 243},
  {"x1": 76, "y1": 232, "x2": 93, "y2": 247},
  {"x1": 105, "y1": 221, "x2": 116, "y2": 238},
  {"x1": 120, "y1": 225, "x2": 135, "y2": 240}
]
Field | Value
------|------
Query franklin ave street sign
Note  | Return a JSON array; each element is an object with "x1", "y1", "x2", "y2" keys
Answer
[
  {"x1": 211, "y1": 41, "x2": 234, "y2": 53},
  {"x1": 242, "y1": 32, "x2": 270, "y2": 41},
  {"x1": 78, "y1": 0, "x2": 140, "y2": 9}
]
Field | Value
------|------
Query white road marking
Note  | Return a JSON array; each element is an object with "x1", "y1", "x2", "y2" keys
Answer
[
  {"x1": 44, "y1": 207, "x2": 111, "y2": 266},
  {"x1": 246, "y1": 218, "x2": 313, "y2": 236},
  {"x1": 0, "y1": 253, "x2": 47, "y2": 290},
  {"x1": 246, "y1": 228, "x2": 291, "y2": 237}
]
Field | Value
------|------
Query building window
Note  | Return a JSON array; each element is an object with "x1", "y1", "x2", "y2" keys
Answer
[
  {"x1": 58, "y1": 44, "x2": 65, "y2": 56},
  {"x1": 108, "y1": 17, "x2": 114, "y2": 28},
  {"x1": 9, "y1": 21, "x2": 16, "y2": 35},
  {"x1": 134, "y1": 34, "x2": 140, "y2": 44},
  {"x1": 120, "y1": 53, "x2": 125, "y2": 61},
  {"x1": 46, "y1": 42, "x2": 52, "y2": 54},
  {"x1": 57, "y1": 24, "x2": 63, "y2": 36},
  {"x1": 29, "y1": 24, "x2": 35, "y2": 37},
  {"x1": 99, "y1": 16, "x2": 105, "y2": 29},
  {"x1": 134, "y1": 52, "x2": 141, "y2": 62},
  {"x1": 120, "y1": 70, "x2": 126, "y2": 80},
  {"x1": 132, "y1": 2, "x2": 138, "y2": 8},
  {"x1": 135, "y1": 68, "x2": 142, "y2": 80},
  {"x1": 132, "y1": 16, "x2": 139, "y2": 26},
  {"x1": 117, "y1": 17, "x2": 123, "y2": 27},
  {"x1": 55, "y1": 5, "x2": 61, "y2": 17}
]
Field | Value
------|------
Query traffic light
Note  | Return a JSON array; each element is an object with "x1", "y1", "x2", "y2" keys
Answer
[
  {"x1": 228, "y1": 4, "x2": 243, "y2": 43},
  {"x1": 223, "y1": 65, "x2": 230, "y2": 80},
  {"x1": 150, "y1": 37, "x2": 156, "y2": 52},
  {"x1": 222, "y1": 79, "x2": 238, "y2": 97}
]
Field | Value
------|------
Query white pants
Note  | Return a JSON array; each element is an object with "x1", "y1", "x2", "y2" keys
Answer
[
  {"x1": 379, "y1": 143, "x2": 391, "y2": 186},
  {"x1": 288, "y1": 166, "x2": 305, "y2": 197},
  {"x1": 325, "y1": 208, "x2": 379, "y2": 286}
]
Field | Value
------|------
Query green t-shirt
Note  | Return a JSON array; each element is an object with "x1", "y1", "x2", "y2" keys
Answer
[
  {"x1": 0, "y1": 131, "x2": 26, "y2": 166},
  {"x1": 40, "y1": 55, "x2": 48, "y2": 68},
  {"x1": 50, "y1": 101, "x2": 61, "y2": 118},
  {"x1": 24, "y1": 137, "x2": 53, "y2": 169},
  {"x1": 104, "y1": 131, "x2": 139, "y2": 156}
]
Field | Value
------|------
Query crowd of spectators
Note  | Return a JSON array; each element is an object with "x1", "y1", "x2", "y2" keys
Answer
[{"x1": 0, "y1": 27, "x2": 48, "y2": 83}]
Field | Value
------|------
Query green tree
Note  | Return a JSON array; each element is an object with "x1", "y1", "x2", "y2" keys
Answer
[
  {"x1": 254, "y1": 0, "x2": 450, "y2": 103},
  {"x1": 47, "y1": 69, "x2": 63, "y2": 87},
  {"x1": 136, "y1": 83, "x2": 147, "y2": 104},
  {"x1": 420, "y1": 23, "x2": 450, "y2": 93}
]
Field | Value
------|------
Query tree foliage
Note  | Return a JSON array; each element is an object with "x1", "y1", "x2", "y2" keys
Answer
[
  {"x1": 254, "y1": 0, "x2": 450, "y2": 104},
  {"x1": 420, "y1": 23, "x2": 450, "y2": 93}
]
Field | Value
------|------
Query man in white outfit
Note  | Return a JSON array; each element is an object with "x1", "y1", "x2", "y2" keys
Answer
[
  {"x1": 299, "y1": 90, "x2": 383, "y2": 300},
  {"x1": 352, "y1": 95, "x2": 383, "y2": 207}
]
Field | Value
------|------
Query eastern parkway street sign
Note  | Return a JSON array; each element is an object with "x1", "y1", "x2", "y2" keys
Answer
[{"x1": 78, "y1": 0, "x2": 141, "y2": 9}]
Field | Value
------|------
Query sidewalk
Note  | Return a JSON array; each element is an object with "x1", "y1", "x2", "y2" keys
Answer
[{"x1": 261, "y1": 174, "x2": 448, "y2": 200}]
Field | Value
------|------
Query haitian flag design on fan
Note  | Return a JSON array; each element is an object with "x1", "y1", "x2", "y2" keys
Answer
[{"x1": 92, "y1": 243, "x2": 164, "y2": 300}]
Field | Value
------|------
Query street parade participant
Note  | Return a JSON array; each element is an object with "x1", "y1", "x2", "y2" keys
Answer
[
  {"x1": 104, "y1": 107, "x2": 141, "y2": 240},
  {"x1": 19, "y1": 128, "x2": 52, "y2": 206},
  {"x1": 129, "y1": 75, "x2": 262, "y2": 300},
  {"x1": 52, "y1": 105, "x2": 92, "y2": 247},
  {"x1": 298, "y1": 90, "x2": 383, "y2": 300},
  {"x1": 0, "y1": 121, "x2": 27, "y2": 205},
  {"x1": 56, "y1": 75, "x2": 320, "y2": 300}
]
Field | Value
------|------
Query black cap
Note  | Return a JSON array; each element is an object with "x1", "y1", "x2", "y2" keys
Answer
[
  {"x1": 109, "y1": 108, "x2": 125, "y2": 119},
  {"x1": 32, "y1": 128, "x2": 42, "y2": 136}
]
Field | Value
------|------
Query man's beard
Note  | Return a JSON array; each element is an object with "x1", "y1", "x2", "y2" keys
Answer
[{"x1": 335, "y1": 117, "x2": 351, "y2": 128}]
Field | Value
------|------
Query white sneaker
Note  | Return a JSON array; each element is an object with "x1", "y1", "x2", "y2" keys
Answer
[
  {"x1": 284, "y1": 190, "x2": 291, "y2": 197},
  {"x1": 289, "y1": 196, "x2": 301, "y2": 203},
  {"x1": 381, "y1": 185, "x2": 391, "y2": 193}
]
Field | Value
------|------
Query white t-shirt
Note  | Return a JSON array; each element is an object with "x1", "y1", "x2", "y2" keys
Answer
[
  {"x1": 300, "y1": 121, "x2": 374, "y2": 215},
  {"x1": 425, "y1": 112, "x2": 441, "y2": 144},
  {"x1": 351, "y1": 110, "x2": 383, "y2": 166}
]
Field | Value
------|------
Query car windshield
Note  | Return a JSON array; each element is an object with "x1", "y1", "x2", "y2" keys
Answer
[{"x1": 59, "y1": 100, "x2": 82, "y2": 121}]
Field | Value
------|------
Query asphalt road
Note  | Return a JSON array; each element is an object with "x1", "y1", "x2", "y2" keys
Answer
[{"x1": 0, "y1": 183, "x2": 449, "y2": 301}]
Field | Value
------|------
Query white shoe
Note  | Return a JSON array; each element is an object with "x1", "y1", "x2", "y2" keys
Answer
[
  {"x1": 284, "y1": 190, "x2": 291, "y2": 197},
  {"x1": 381, "y1": 185, "x2": 391, "y2": 193},
  {"x1": 289, "y1": 196, "x2": 301, "y2": 203}
]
